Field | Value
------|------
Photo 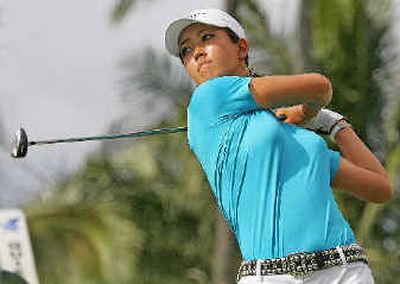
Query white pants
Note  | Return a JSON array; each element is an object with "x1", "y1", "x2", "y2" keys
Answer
[{"x1": 238, "y1": 262, "x2": 374, "y2": 284}]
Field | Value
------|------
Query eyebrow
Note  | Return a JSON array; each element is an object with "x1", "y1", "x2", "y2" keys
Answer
[{"x1": 179, "y1": 28, "x2": 216, "y2": 49}]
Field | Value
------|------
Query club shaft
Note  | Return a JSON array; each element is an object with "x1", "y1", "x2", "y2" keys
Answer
[{"x1": 28, "y1": 126, "x2": 188, "y2": 146}]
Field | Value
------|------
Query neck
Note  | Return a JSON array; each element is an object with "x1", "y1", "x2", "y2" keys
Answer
[{"x1": 233, "y1": 64, "x2": 252, "y2": 77}]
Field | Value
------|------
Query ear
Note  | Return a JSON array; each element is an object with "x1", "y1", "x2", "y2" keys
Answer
[{"x1": 237, "y1": 39, "x2": 250, "y2": 60}]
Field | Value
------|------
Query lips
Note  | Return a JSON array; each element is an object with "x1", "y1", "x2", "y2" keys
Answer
[{"x1": 198, "y1": 61, "x2": 211, "y2": 72}]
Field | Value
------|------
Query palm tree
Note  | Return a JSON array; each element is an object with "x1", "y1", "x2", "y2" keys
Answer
[
  {"x1": 114, "y1": 49, "x2": 236, "y2": 283},
  {"x1": 246, "y1": 0, "x2": 400, "y2": 282},
  {"x1": 310, "y1": 1, "x2": 400, "y2": 282},
  {"x1": 25, "y1": 175, "x2": 141, "y2": 284}
]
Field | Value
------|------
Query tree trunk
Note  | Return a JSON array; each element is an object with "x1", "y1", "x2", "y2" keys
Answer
[
  {"x1": 212, "y1": 212, "x2": 235, "y2": 284},
  {"x1": 298, "y1": 0, "x2": 315, "y2": 71}
]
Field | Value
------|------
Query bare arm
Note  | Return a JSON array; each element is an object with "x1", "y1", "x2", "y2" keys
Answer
[
  {"x1": 332, "y1": 122, "x2": 394, "y2": 203},
  {"x1": 249, "y1": 73, "x2": 332, "y2": 111}
]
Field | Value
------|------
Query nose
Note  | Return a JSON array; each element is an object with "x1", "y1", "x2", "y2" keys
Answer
[{"x1": 194, "y1": 45, "x2": 206, "y2": 61}]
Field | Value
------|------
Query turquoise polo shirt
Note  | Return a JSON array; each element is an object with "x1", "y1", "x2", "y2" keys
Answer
[{"x1": 187, "y1": 76, "x2": 355, "y2": 261}]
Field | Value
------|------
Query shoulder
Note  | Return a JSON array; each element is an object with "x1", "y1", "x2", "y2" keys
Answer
[{"x1": 188, "y1": 75, "x2": 259, "y2": 119}]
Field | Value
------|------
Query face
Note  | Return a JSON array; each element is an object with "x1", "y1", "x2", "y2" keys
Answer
[{"x1": 178, "y1": 23, "x2": 249, "y2": 85}]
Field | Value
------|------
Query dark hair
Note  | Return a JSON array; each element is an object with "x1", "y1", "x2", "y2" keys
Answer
[
  {"x1": 225, "y1": 28, "x2": 261, "y2": 77},
  {"x1": 224, "y1": 28, "x2": 249, "y2": 66}
]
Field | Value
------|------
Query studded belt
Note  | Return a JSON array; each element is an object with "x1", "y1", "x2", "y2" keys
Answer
[{"x1": 237, "y1": 244, "x2": 368, "y2": 281}]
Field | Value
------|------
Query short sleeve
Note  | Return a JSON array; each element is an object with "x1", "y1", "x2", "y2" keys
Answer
[
  {"x1": 189, "y1": 76, "x2": 260, "y2": 123},
  {"x1": 329, "y1": 149, "x2": 341, "y2": 183}
]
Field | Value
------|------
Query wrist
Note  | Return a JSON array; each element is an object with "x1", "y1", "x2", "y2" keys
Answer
[
  {"x1": 330, "y1": 119, "x2": 352, "y2": 143},
  {"x1": 302, "y1": 103, "x2": 320, "y2": 119}
]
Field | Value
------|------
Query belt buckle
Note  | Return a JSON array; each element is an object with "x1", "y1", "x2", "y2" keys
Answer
[{"x1": 286, "y1": 251, "x2": 313, "y2": 277}]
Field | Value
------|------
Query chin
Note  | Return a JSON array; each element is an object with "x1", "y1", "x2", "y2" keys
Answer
[
  {"x1": 195, "y1": 68, "x2": 230, "y2": 84},
  {"x1": 201, "y1": 71, "x2": 224, "y2": 80},
  {"x1": 194, "y1": 74, "x2": 213, "y2": 85}
]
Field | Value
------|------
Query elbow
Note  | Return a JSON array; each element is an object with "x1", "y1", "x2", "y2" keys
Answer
[
  {"x1": 310, "y1": 73, "x2": 332, "y2": 107},
  {"x1": 372, "y1": 180, "x2": 395, "y2": 204}
]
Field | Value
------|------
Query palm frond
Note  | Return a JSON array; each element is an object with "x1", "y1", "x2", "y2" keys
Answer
[
  {"x1": 234, "y1": 0, "x2": 295, "y2": 73},
  {"x1": 120, "y1": 49, "x2": 192, "y2": 104},
  {"x1": 25, "y1": 184, "x2": 141, "y2": 283},
  {"x1": 110, "y1": 0, "x2": 137, "y2": 24}
]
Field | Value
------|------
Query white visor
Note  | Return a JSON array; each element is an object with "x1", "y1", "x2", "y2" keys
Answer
[{"x1": 164, "y1": 9, "x2": 246, "y2": 57}]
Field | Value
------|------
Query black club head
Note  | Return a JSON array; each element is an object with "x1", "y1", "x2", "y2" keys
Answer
[{"x1": 11, "y1": 128, "x2": 28, "y2": 158}]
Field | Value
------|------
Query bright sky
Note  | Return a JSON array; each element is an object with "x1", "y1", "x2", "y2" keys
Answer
[
  {"x1": 0, "y1": 0, "x2": 224, "y2": 207},
  {"x1": 0, "y1": 0, "x2": 397, "y2": 207}
]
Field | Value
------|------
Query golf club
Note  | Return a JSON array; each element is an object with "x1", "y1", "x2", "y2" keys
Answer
[
  {"x1": 10, "y1": 126, "x2": 188, "y2": 159},
  {"x1": 10, "y1": 114, "x2": 287, "y2": 159}
]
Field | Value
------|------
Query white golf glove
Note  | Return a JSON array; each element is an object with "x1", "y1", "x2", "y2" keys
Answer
[{"x1": 302, "y1": 108, "x2": 350, "y2": 142}]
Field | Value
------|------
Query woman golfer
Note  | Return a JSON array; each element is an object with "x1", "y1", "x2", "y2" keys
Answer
[{"x1": 165, "y1": 8, "x2": 393, "y2": 283}]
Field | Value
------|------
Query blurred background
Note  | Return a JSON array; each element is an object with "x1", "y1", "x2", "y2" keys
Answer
[{"x1": 0, "y1": 0, "x2": 399, "y2": 283}]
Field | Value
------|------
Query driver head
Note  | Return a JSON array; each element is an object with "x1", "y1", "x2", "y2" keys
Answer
[{"x1": 11, "y1": 128, "x2": 28, "y2": 158}]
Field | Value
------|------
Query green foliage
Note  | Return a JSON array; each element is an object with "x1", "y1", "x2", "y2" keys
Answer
[
  {"x1": 1, "y1": 271, "x2": 28, "y2": 284},
  {"x1": 106, "y1": 122, "x2": 217, "y2": 283},
  {"x1": 314, "y1": 0, "x2": 387, "y2": 140},
  {"x1": 311, "y1": 0, "x2": 400, "y2": 282},
  {"x1": 110, "y1": 0, "x2": 155, "y2": 24},
  {"x1": 233, "y1": 0, "x2": 295, "y2": 74},
  {"x1": 26, "y1": 112, "x2": 221, "y2": 283},
  {"x1": 110, "y1": 0, "x2": 138, "y2": 24},
  {"x1": 25, "y1": 180, "x2": 141, "y2": 284}
]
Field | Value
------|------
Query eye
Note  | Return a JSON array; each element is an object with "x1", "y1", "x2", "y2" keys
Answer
[
  {"x1": 202, "y1": 33, "x2": 214, "y2": 42},
  {"x1": 180, "y1": 46, "x2": 192, "y2": 58}
]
